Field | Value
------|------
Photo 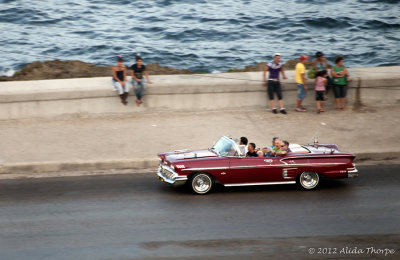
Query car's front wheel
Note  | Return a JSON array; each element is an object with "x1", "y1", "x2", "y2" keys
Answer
[
  {"x1": 298, "y1": 171, "x2": 320, "y2": 190},
  {"x1": 190, "y1": 173, "x2": 213, "y2": 195}
]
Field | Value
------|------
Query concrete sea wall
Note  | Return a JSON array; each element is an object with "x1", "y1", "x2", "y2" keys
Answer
[{"x1": 0, "y1": 66, "x2": 399, "y2": 120}]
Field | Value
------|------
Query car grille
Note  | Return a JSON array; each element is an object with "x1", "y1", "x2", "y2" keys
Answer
[{"x1": 160, "y1": 165, "x2": 176, "y2": 180}]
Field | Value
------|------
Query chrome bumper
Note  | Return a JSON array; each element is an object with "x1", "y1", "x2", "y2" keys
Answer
[
  {"x1": 157, "y1": 165, "x2": 188, "y2": 186},
  {"x1": 347, "y1": 168, "x2": 359, "y2": 178}
]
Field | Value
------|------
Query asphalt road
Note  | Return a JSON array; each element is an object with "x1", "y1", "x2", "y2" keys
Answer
[{"x1": 0, "y1": 164, "x2": 399, "y2": 260}]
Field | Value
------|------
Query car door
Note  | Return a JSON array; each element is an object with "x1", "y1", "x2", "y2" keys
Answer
[{"x1": 228, "y1": 156, "x2": 285, "y2": 184}]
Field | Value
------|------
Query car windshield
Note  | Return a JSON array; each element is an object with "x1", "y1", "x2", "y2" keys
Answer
[{"x1": 211, "y1": 136, "x2": 239, "y2": 156}]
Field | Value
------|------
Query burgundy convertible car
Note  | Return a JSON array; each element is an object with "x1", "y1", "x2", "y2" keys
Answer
[{"x1": 157, "y1": 136, "x2": 358, "y2": 194}]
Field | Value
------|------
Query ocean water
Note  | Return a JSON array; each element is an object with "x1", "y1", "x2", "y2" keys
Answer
[{"x1": 0, "y1": 0, "x2": 399, "y2": 75}]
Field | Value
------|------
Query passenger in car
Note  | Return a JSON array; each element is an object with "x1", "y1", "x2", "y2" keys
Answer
[
  {"x1": 271, "y1": 137, "x2": 279, "y2": 149},
  {"x1": 277, "y1": 140, "x2": 291, "y2": 156},
  {"x1": 261, "y1": 136, "x2": 279, "y2": 157},
  {"x1": 246, "y1": 143, "x2": 259, "y2": 157},
  {"x1": 270, "y1": 139, "x2": 283, "y2": 157}
]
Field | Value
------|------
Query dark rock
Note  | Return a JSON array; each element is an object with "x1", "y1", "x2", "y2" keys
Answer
[
  {"x1": 0, "y1": 58, "x2": 329, "y2": 82},
  {"x1": 0, "y1": 60, "x2": 194, "y2": 82}
]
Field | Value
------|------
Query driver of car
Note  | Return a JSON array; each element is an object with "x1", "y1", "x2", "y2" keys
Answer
[{"x1": 238, "y1": 136, "x2": 248, "y2": 155}]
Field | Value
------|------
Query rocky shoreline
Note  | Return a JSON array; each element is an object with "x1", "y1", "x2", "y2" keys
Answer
[{"x1": 0, "y1": 59, "x2": 302, "y2": 82}]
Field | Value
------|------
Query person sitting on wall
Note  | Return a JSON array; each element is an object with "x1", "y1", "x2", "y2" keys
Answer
[
  {"x1": 130, "y1": 55, "x2": 153, "y2": 106},
  {"x1": 112, "y1": 56, "x2": 130, "y2": 105}
]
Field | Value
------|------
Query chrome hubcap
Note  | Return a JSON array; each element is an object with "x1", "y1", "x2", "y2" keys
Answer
[
  {"x1": 300, "y1": 172, "x2": 319, "y2": 189},
  {"x1": 192, "y1": 174, "x2": 211, "y2": 193}
]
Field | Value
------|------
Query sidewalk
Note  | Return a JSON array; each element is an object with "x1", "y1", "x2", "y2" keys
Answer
[{"x1": 0, "y1": 105, "x2": 399, "y2": 175}]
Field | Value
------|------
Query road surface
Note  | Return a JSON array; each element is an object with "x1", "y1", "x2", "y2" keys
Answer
[{"x1": 0, "y1": 164, "x2": 399, "y2": 259}]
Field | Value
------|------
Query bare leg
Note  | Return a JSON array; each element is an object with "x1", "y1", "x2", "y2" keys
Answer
[
  {"x1": 278, "y1": 99, "x2": 284, "y2": 109},
  {"x1": 297, "y1": 99, "x2": 302, "y2": 109},
  {"x1": 269, "y1": 100, "x2": 276, "y2": 109},
  {"x1": 335, "y1": 98, "x2": 340, "y2": 110}
]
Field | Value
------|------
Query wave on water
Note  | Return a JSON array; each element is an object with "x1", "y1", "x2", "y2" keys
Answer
[
  {"x1": 303, "y1": 17, "x2": 353, "y2": 29},
  {"x1": 361, "y1": 20, "x2": 400, "y2": 30},
  {"x1": 0, "y1": 0, "x2": 399, "y2": 74},
  {"x1": 0, "y1": 68, "x2": 15, "y2": 77}
]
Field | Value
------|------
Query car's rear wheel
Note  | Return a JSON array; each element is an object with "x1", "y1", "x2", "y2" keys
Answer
[
  {"x1": 298, "y1": 171, "x2": 320, "y2": 190},
  {"x1": 190, "y1": 173, "x2": 213, "y2": 195}
]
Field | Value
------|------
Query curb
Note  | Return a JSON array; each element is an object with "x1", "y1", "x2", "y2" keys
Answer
[
  {"x1": 0, "y1": 158, "x2": 159, "y2": 175},
  {"x1": 0, "y1": 152, "x2": 399, "y2": 177},
  {"x1": 354, "y1": 152, "x2": 400, "y2": 163}
]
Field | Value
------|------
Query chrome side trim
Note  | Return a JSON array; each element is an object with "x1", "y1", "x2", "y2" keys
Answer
[
  {"x1": 230, "y1": 163, "x2": 346, "y2": 168},
  {"x1": 181, "y1": 167, "x2": 229, "y2": 172},
  {"x1": 282, "y1": 169, "x2": 296, "y2": 179},
  {"x1": 224, "y1": 181, "x2": 296, "y2": 187},
  {"x1": 282, "y1": 155, "x2": 353, "y2": 160}
]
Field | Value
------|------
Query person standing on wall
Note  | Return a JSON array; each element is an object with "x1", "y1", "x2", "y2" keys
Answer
[
  {"x1": 130, "y1": 55, "x2": 153, "y2": 106},
  {"x1": 263, "y1": 53, "x2": 288, "y2": 114},
  {"x1": 112, "y1": 56, "x2": 130, "y2": 105},
  {"x1": 295, "y1": 55, "x2": 309, "y2": 112},
  {"x1": 331, "y1": 56, "x2": 349, "y2": 111}
]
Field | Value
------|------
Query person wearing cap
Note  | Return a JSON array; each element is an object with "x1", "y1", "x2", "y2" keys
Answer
[
  {"x1": 295, "y1": 55, "x2": 309, "y2": 112},
  {"x1": 112, "y1": 56, "x2": 130, "y2": 105},
  {"x1": 263, "y1": 53, "x2": 288, "y2": 114}
]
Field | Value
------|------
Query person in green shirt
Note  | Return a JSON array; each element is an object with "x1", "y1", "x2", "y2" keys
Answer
[
  {"x1": 270, "y1": 139, "x2": 283, "y2": 157},
  {"x1": 331, "y1": 56, "x2": 349, "y2": 111}
]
